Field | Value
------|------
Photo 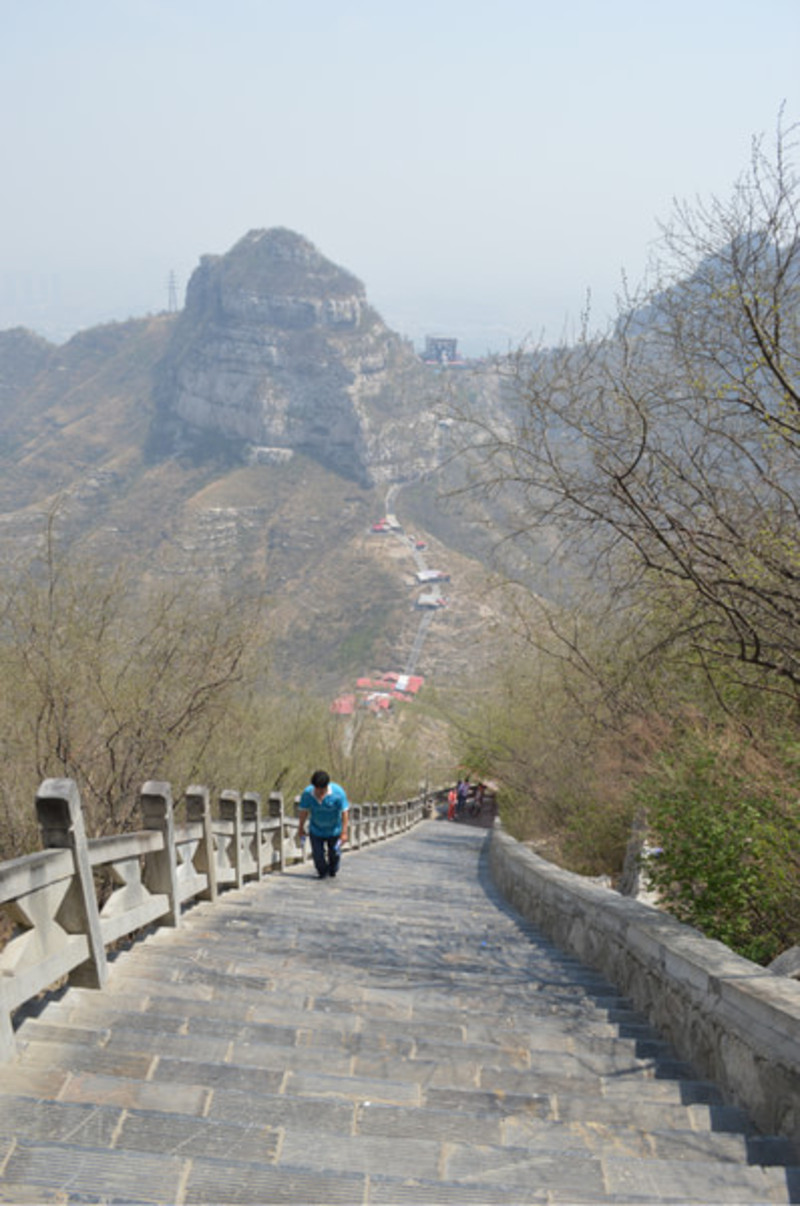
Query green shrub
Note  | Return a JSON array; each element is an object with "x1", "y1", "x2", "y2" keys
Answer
[{"x1": 638, "y1": 738, "x2": 800, "y2": 964}]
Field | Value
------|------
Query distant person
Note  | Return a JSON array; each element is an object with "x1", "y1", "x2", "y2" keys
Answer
[
  {"x1": 447, "y1": 787, "x2": 457, "y2": 821},
  {"x1": 456, "y1": 777, "x2": 470, "y2": 817},
  {"x1": 297, "y1": 770, "x2": 350, "y2": 880}
]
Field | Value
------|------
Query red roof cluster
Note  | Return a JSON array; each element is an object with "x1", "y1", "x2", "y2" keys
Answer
[{"x1": 332, "y1": 671, "x2": 425, "y2": 715}]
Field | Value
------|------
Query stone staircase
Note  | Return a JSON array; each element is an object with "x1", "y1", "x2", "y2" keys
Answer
[{"x1": 1, "y1": 822, "x2": 798, "y2": 1204}]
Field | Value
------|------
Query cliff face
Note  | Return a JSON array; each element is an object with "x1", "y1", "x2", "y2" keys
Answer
[{"x1": 152, "y1": 229, "x2": 439, "y2": 485}]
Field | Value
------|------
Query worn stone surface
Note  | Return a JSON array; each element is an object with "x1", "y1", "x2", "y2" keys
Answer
[{"x1": 2, "y1": 821, "x2": 799, "y2": 1203}]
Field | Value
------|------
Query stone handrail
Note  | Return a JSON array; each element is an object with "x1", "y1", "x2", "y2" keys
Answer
[
  {"x1": 489, "y1": 821, "x2": 800, "y2": 1153},
  {"x1": 0, "y1": 777, "x2": 428, "y2": 1061}
]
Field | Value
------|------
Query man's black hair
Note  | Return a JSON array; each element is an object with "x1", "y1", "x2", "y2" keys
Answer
[{"x1": 311, "y1": 769, "x2": 330, "y2": 790}]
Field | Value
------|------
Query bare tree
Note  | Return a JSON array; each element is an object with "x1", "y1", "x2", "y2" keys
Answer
[
  {"x1": 456, "y1": 114, "x2": 800, "y2": 706},
  {"x1": 0, "y1": 521, "x2": 265, "y2": 842}
]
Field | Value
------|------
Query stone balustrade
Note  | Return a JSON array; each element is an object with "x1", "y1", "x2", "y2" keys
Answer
[
  {"x1": 0, "y1": 778, "x2": 427, "y2": 1061},
  {"x1": 489, "y1": 821, "x2": 800, "y2": 1154}
]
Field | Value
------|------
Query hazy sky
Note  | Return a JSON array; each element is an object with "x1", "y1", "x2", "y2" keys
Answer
[{"x1": 2, "y1": 0, "x2": 799, "y2": 355}]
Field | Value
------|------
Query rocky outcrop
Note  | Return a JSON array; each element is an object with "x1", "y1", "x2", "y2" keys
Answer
[{"x1": 151, "y1": 229, "x2": 440, "y2": 485}]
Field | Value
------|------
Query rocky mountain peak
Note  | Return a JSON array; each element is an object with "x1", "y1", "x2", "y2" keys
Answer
[
  {"x1": 152, "y1": 228, "x2": 438, "y2": 484},
  {"x1": 221, "y1": 227, "x2": 365, "y2": 296}
]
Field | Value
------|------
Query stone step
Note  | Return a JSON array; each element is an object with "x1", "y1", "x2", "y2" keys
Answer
[
  {"x1": 0, "y1": 1080, "x2": 790, "y2": 1173},
  {"x1": 15, "y1": 1000, "x2": 686, "y2": 1086},
  {"x1": 109, "y1": 929, "x2": 633, "y2": 996},
  {"x1": 13, "y1": 1023, "x2": 706, "y2": 1116},
  {"x1": 47, "y1": 978, "x2": 660, "y2": 1044},
  {"x1": 20, "y1": 975, "x2": 686, "y2": 1054},
  {"x1": 3, "y1": 1131, "x2": 797, "y2": 1205},
  {"x1": 18, "y1": 1017, "x2": 679, "y2": 1094},
  {"x1": 4, "y1": 1039, "x2": 757, "y2": 1147}
]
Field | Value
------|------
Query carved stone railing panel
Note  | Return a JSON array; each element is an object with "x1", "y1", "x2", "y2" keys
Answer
[
  {"x1": 173, "y1": 822, "x2": 208, "y2": 905},
  {"x1": 0, "y1": 858, "x2": 89, "y2": 1002},
  {"x1": 95, "y1": 837, "x2": 169, "y2": 947}
]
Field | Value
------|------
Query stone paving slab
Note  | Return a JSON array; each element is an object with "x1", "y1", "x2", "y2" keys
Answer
[
  {"x1": 106, "y1": 974, "x2": 217, "y2": 1002},
  {"x1": 352, "y1": 1052, "x2": 478, "y2": 1088},
  {"x1": 18, "y1": 1040, "x2": 155, "y2": 1080},
  {"x1": 182, "y1": 1156, "x2": 366, "y2": 1205},
  {"x1": 283, "y1": 1068, "x2": 421, "y2": 1106},
  {"x1": 117, "y1": 1108, "x2": 281, "y2": 1163},
  {"x1": 279, "y1": 1128, "x2": 443, "y2": 1179},
  {"x1": 68, "y1": 990, "x2": 256, "y2": 1024},
  {"x1": 552, "y1": 1092, "x2": 737, "y2": 1133},
  {"x1": 187, "y1": 1015, "x2": 300, "y2": 1047},
  {"x1": 0, "y1": 1097, "x2": 122, "y2": 1146},
  {"x1": 227, "y1": 1037, "x2": 354, "y2": 1075},
  {"x1": 0, "y1": 1065, "x2": 71, "y2": 1099},
  {"x1": 367, "y1": 1175, "x2": 550, "y2": 1204},
  {"x1": 445, "y1": 1143, "x2": 607, "y2": 1196},
  {"x1": 103, "y1": 1028, "x2": 232, "y2": 1063},
  {"x1": 205, "y1": 1087, "x2": 355, "y2": 1134},
  {"x1": 302, "y1": 1023, "x2": 416, "y2": 1055},
  {"x1": 599, "y1": 1076, "x2": 727, "y2": 1105},
  {"x1": 2, "y1": 1139, "x2": 186, "y2": 1204},
  {"x1": 151, "y1": 1056, "x2": 286, "y2": 1095},
  {"x1": 15, "y1": 1019, "x2": 111, "y2": 1046},
  {"x1": 354, "y1": 1099, "x2": 505, "y2": 1144},
  {"x1": 424, "y1": 1085, "x2": 556, "y2": 1119},
  {"x1": 59, "y1": 1070, "x2": 209, "y2": 1116}
]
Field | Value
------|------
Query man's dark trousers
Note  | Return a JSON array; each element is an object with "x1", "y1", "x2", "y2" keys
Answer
[{"x1": 310, "y1": 833, "x2": 341, "y2": 878}]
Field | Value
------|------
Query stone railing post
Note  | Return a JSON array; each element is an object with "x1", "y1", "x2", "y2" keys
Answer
[
  {"x1": 243, "y1": 792, "x2": 262, "y2": 881},
  {"x1": 292, "y1": 795, "x2": 307, "y2": 863},
  {"x1": 140, "y1": 781, "x2": 180, "y2": 928},
  {"x1": 35, "y1": 778, "x2": 108, "y2": 989},
  {"x1": 185, "y1": 784, "x2": 217, "y2": 902},
  {"x1": 350, "y1": 804, "x2": 362, "y2": 850},
  {"x1": 0, "y1": 991, "x2": 13, "y2": 1061},
  {"x1": 268, "y1": 792, "x2": 285, "y2": 871},
  {"x1": 220, "y1": 790, "x2": 243, "y2": 888}
]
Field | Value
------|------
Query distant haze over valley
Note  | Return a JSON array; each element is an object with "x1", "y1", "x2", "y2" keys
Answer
[{"x1": 0, "y1": 255, "x2": 562, "y2": 359}]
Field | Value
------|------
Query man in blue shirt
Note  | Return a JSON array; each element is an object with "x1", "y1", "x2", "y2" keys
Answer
[{"x1": 297, "y1": 770, "x2": 350, "y2": 879}]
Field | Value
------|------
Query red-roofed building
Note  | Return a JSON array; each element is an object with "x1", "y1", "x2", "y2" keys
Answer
[{"x1": 395, "y1": 675, "x2": 424, "y2": 695}]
